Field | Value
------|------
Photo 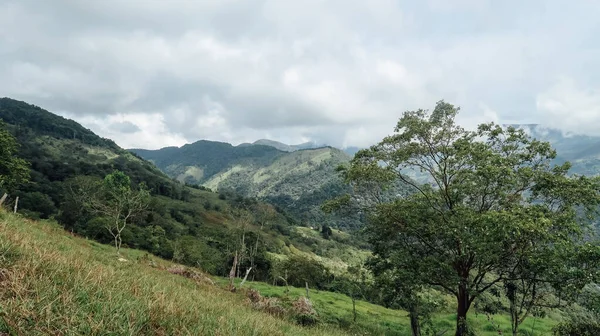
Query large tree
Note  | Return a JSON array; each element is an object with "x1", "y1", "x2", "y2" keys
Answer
[
  {"x1": 342, "y1": 101, "x2": 600, "y2": 336},
  {"x1": 0, "y1": 120, "x2": 29, "y2": 193}
]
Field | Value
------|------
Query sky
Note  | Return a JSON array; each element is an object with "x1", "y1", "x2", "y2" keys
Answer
[{"x1": 1, "y1": 0, "x2": 600, "y2": 150}]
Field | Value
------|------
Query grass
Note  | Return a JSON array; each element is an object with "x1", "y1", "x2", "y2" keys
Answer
[
  {"x1": 0, "y1": 211, "x2": 346, "y2": 336},
  {"x1": 0, "y1": 211, "x2": 559, "y2": 335},
  {"x1": 220, "y1": 279, "x2": 558, "y2": 336}
]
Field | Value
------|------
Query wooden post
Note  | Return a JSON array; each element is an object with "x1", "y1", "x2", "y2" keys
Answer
[
  {"x1": 0, "y1": 193, "x2": 7, "y2": 207},
  {"x1": 228, "y1": 251, "x2": 238, "y2": 290},
  {"x1": 13, "y1": 196, "x2": 19, "y2": 213},
  {"x1": 305, "y1": 281, "x2": 310, "y2": 299},
  {"x1": 239, "y1": 267, "x2": 252, "y2": 288}
]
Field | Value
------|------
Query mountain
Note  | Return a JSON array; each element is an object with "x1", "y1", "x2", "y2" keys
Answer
[
  {"x1": 252, "y1": 139, "x2": 322, "y2": 152},
  {"x1": 131, "y1": 142, "x2": 361, "y2": 229},
  {"x1": 0, "y1": 98, "x2": 365, "y2": 278},
  {"x1": 249, "y1": 139, "x2": 363, "y2": 157},
  {"x1": 508, "y1": 124, "x2": 600, "y2": 176}
]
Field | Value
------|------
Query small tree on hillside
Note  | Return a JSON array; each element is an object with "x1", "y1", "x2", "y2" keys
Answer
[
  {"x1": 341, "y1": 101, "x2": 600, "y2": 336},
  {"x1": 72, "y1": 171, "x2": 150, "y2": 254}
]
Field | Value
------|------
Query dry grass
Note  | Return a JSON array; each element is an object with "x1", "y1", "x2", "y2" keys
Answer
[{"x1": 0, "y1": 211, "x2": 348, "y2": 336}]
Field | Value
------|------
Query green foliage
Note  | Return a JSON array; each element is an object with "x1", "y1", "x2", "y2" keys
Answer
[
  {"x1": 0, "y1": 98, "x2": 339, "y2": 279},
  {"x1": 275, "y1": 255, "x2": 333, "y2": 289},
  {"x1": 0, "y1": 119, "x2": 29, "y2": 192},
  {"x1": 552, "y1": 313, "x2": 600, "y2": 336},
  {"x1": 132, "y1": 141, "x2": 364, "y2": 230},
  {"x1": 0, "y1": 212, "x2": 346, "y2": 336},
  {"x1": 340, "y1": 100, "x2": 600, "y2": 336}
]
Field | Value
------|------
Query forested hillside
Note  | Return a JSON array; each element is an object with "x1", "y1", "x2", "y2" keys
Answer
[
  {"x1": 0, "y1": 98, "x2": 363, "y2": 280},
  {"x1": 131, "y1": 142, "x2": 368, "y2": 230}
]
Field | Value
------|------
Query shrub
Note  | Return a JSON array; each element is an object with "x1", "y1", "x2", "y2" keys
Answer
[
  {"x1": 292, "y1": 297, "x2": 318, "y2": 326},
  {"x1": 553, "y1": 314, "x2": 600, "y2": 336},
  {"x1": 246, "y1": 289, "x2": 287, "y2": 317}
]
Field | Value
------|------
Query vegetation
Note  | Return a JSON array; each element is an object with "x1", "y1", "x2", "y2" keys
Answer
[
  {"x1": 131, "y1": 139, "x2": 366, "y2": 230},
  {"x1": 0, "y1": 119, "x2": 29, "y2": 192},
  {"x1": 70, "y1": 171, "x2": 151, "y2": 253},
  {"x1": 0, "y1": 211, "x2": 347, "y2": 336},
  {"x1": 3, "y1": 97, "x2": 600, "y2": 335},
  {"x1": 0, "y1": 98, "x2": 364, "y2": 282},
  {"x1": 335, "y1": 101, "x2": 600, "y2": 336}
]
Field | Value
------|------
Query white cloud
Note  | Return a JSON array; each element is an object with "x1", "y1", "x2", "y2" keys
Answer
[
  {"x1": 536, "y1": 78, "x2": 600, "y2": 136},
  {"x1": 1, "y1": 0, "x2": 600, "y2": 149}
]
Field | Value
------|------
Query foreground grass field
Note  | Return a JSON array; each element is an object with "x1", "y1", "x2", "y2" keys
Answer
[
  {"x1": 0, "y1": 211, "x2": 559, "y2": 335},
  {"x1": 223, "y1": 279, "x2": 558, "y2": 336},
  {"x1": 0, "y1": 212, "x2": 345, "y2": 336}
]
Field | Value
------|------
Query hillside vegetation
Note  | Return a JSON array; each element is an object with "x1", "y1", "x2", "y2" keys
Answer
[
  {"x1": 131, "y1": 141, "x2": 364, "y2": 230},
  {"x1": 0, "y1": 98, "x2": 364, "y2": 281},
  {"x1": 0, "y1": 211, "x2": 346, "y2": 336},
  {"x1": 0, "y1": 212, "x2": 560, "y2": 336}
]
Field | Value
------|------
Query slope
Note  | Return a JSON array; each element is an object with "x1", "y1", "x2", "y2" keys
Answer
[
  {"x1": 0, "y1": 98, "x2": 339, "y2": 277},
  {"x1": 131, "y1": 143, "x2": 361, "y2": 230},
  {"x1": 0, "y1": 211, "x2": 345, "y2": 336},
  {"x1": 0, "y1": 212, "x2": 558, "y2": 336}
]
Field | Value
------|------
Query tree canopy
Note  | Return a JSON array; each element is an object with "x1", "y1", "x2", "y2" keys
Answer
[
  {"x1": 0, "y1": 119, "x2": 29, "y2": 192},
  {"x1": 341, "y1": 101, "x2": 600, "y2": 336}
]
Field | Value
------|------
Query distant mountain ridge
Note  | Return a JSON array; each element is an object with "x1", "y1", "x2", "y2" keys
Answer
[
  {"x1": 506, "y1": 124, "x2": 600, "y2": 176},
  {"x1": 130, "y1": 140, "x2": 363, "y2": 229},
  {"x1": 238, "y1": 138, "x2": 362, "y2": 156}
]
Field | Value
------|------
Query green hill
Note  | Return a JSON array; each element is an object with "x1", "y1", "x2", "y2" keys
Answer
[
  {"x1": 131, "y1": 142, "x2": 362, "y2": 230},
  {"x1": 0, "y1": 212, "x2": 559, "y2": 336},
  {"x1": 0, "y1": 98, "x2": 363, "y2": 279},
  {"x1": 0, "y1": 211, "x2": 347, "y2": 336}
]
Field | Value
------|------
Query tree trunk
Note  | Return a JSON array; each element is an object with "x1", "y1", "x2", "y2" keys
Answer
[
  {"x1": 305, "y1": 281, "x2": 310, "y2": 299},
  {"x1": 0, "y1": 193, "x2": 7, "y2": 207},
  {"x1": 455, "y1": 281, "x2": 470, "y2": 336},
  {"x1": 506, "y1": 281, "x2": 519, "y2": 336},
  {"x1": 410, "y1": 309, "x2": 421, "y2": 336},
  {"x1": 117, "y1": 234, "x2": 122, "y2": 254}
]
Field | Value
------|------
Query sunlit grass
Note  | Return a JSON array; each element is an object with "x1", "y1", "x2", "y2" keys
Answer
[{"x1": 0, "y1": 211, "x2": 345, "y2": 336}]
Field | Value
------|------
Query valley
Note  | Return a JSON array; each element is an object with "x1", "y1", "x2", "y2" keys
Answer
[{"x1": 1, "y1": 98, "x2": 599, "y2": 336}]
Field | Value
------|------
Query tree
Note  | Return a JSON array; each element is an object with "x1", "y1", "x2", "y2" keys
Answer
[
  {"x1": 72, "y1": 171, "x2": 150, "y2": 254},
  {"x1": 503, "y1": 242, "x2": 600, "y2": 336},
  {"x1": 321, "y1": 225, "x2": 333, "y2": 240},
  {"x1": 332, "y1": 264, "x2": 372, "y2": 323},
  {"x1": 0, "y1": 120, "x2": 29, "y2": 192},
  {"x1": 341, "y1": 101, "x2": 600, "y2": 336}
]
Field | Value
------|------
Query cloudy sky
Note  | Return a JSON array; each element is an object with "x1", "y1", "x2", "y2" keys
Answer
[{"x1": 1, "y1": 0, "x2": 600, "y2": 149}]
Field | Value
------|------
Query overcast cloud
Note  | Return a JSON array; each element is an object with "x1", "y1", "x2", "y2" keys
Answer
[{"x1": 1, "y1": 0, "x2": 600, "y2": 149}]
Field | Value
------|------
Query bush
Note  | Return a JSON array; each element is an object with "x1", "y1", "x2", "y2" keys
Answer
[
  {"x1": 292, "y1": 297, "x2": 319, "y2": 326},
  {"x1": 553, "y1": 313, "x2": 600, "y2": 336},
  {"x1": 278, "y1": 255, "x2": 332, "y2": 289},
  {"x1": 247, "y1": 289, "x2": 287, "y2": 317}
]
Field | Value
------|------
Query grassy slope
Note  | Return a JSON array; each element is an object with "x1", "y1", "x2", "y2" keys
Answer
[
  {"x1": 224, "y1": 280, "x2": 557, "y2": 336},
  {"x1": 0, "y1": 212, "x2": 558, "y2": 336},
  {"x1": 0, "y1": 212, "x2": 345, "y2": 336}
]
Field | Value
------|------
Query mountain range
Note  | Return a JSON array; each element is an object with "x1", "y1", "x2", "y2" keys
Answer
[
  {"x1": 0, "y1": 97, "x2": 368, "y2": 277},
  {"x1": 130, "y1": 140, "x2": 361, "y2": 229}
]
